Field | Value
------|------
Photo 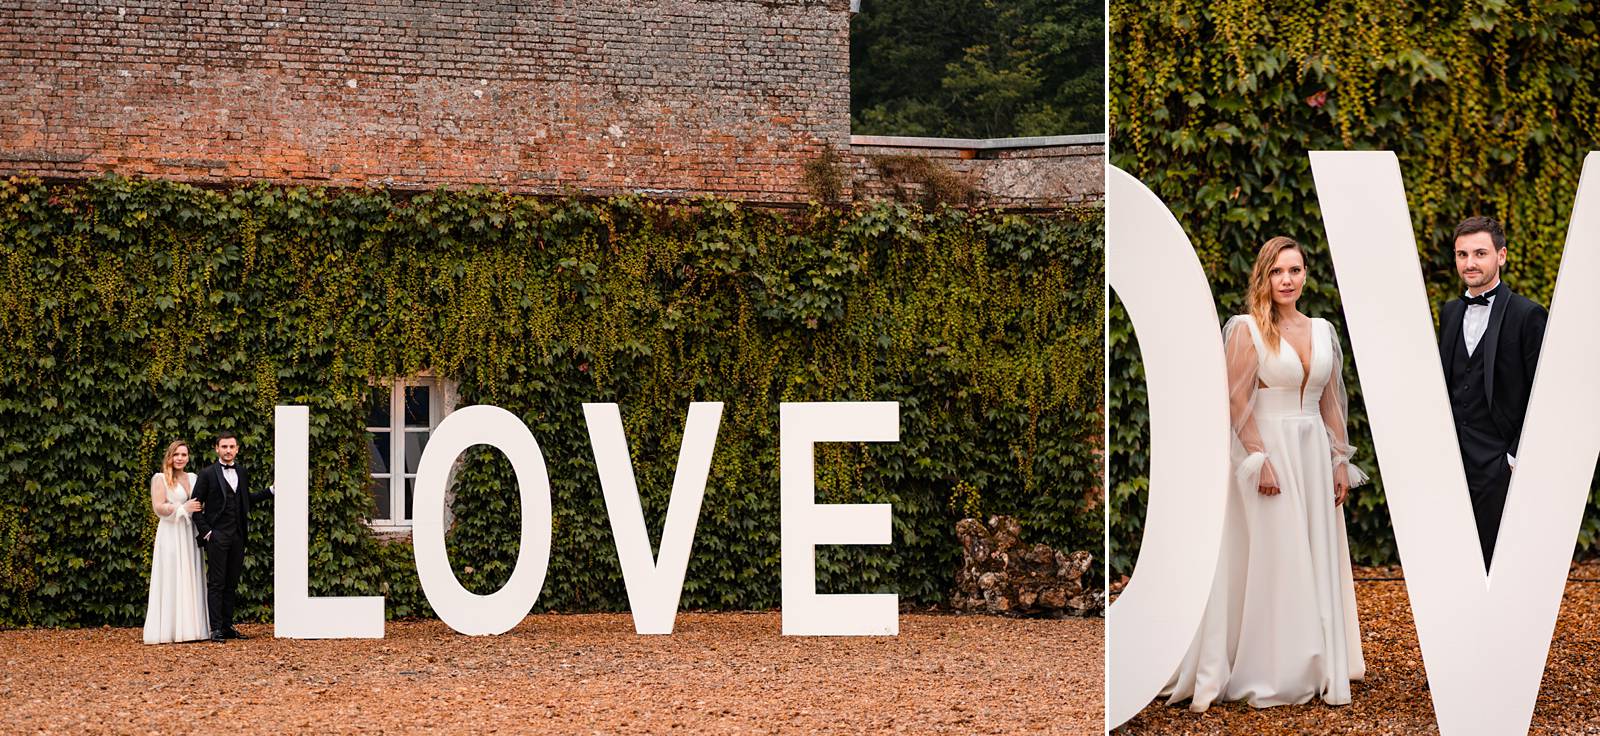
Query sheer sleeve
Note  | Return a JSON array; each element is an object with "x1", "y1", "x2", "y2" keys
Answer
[
  {"x1": 1318, "y1": 322, "x2": 1370, "y2": 489},
  {"x1": 149, "y1": 474, "x2": 176, "y2": 517},
  {"x1": 1223, "y1": 316, "x2": 1276, "y2": 489},
  {"x1": 1224, "y1": 317, "x2": 1265, "y2": 453}
]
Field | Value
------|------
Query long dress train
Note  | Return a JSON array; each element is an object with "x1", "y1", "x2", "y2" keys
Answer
[{"x1": 1164, "y1": 315, "x2": 1368, "y2": 710}]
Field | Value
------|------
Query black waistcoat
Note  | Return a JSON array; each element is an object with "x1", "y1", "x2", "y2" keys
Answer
[
  {"x1": 209, "y1": 474, "x2": 243, "y2": 535},
  {"x1": 1449, "y1": 331, "x2": 1505, "y2": 472}
]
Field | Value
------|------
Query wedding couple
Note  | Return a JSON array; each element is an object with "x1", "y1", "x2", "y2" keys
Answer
[
  {"x1": 1163, "y1": 216, "x2": 1546, "y2": 711},
  {"x1": 142, "y1": 432, "x2": 273, "y2": 644}
]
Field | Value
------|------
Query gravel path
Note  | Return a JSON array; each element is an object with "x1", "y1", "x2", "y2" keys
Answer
[
  {"x1": 1, "y1": 612, "x2": 1102, "y2": 735},
  {"x1": 1119, "y1": 564, "x2": 1600, "y2": 734}
]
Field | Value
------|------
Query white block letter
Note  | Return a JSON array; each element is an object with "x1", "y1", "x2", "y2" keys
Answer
[
  {"x1": 780, "y1": 401, "x2": 900, "y2": 636},
  {"x1": 273, "y1": 405, "x2": 385, "y2": 638},
  {"x1": 413, "y1": 405, "x2": 553, "y2": 636},
  {"x1": 1312, "y1": 151, "x2": 1600, "y2": 735},
  {"x1": 1105, "y1": 166, "x2": 1234, "y2": 727},
  {"x1": 584, "y1": 402, "x2": 722, "y2": 634}
]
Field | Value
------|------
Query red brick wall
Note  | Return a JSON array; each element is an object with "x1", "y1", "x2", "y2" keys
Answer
[{"x1": 0, "y1": 0, "x2": 851, "y2": 202}]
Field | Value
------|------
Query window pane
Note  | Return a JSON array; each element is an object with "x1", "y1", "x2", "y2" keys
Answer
[
  {"x1": 367, "y1": 385, "x2": 391, "y2": 428},
  {"x1": 367, "y1": 431, "x2": 391, "y2": 474},
  {"x1": 368, "y1": 476, "x2": 391, "y2": 521},
  {"x1": 405, "y1": 386, "x2": 430, "y2": 427},
  {"x1": 404, "y1": 477, "x2": 414, "y2": 521},
  {"x1": 404, "y1": 431, "x2": 429, "y2": 474}
]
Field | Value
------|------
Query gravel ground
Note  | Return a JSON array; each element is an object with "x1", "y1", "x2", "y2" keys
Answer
[
  {"x1": 1, "y1": 612, "x2": 1102, "y2": 735},
  {"x1": 1119, "y1": 563, "x2": 1600, "y2": 735}
]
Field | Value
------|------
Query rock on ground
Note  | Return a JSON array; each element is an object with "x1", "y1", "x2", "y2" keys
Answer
[{"x1": 953, "y1": 515, "x2": 1102, "y2": 617}]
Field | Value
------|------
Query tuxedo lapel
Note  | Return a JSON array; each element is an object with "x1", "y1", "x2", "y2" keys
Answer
[
  {"x1": 1482, "y1": 283, "x2": 1510, "y2": 406},
  {"x1": 214, "y1": 463, "x2": 237, "y2": 510},
  {"x1": 1440, "y1": 299, "x2": 1463, "y2": 378}
]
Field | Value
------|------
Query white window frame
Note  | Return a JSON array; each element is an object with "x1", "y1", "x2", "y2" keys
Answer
[{"x1": 365, "y1": 375, "x2": 447, "y2": 530}]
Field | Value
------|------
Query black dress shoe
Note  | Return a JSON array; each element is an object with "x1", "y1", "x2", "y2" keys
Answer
[
  {"x1": 209, "y1": 630, "x2": 226, "y2": 643},
  {"x1": 222, "y1": 628, "x2": 249, "y2": 640}
]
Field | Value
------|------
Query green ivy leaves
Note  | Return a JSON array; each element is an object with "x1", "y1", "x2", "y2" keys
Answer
[
  {"x1": 1110, "y1": 0, "x2": 1600, "y2": 576},
  {"x1": 0, "y1": 176, "x2": 1102, "y2": 627}
]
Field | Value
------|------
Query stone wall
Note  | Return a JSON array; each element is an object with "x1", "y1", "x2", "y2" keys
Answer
[
  {"x1": 849, "y1": 135, "x2": 1104, "y2": 210},
  {"x1": 0, "y1": 0, "x2": 850, "y2": 202}
]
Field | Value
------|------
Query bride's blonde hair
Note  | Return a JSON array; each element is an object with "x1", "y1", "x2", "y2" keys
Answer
[
  {"x1": 1247, "y1": 236, "x2": 1304, "y2": 353},
  {"x1": 161, "y1": 440, "x2": 189, "y2": 490}
]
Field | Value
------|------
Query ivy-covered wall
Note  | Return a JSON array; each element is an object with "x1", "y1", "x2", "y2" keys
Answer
[
  {"x1": 1109, "y1": 1, "x2": 1600, "y2": 577},
  {"x1": 0, "y1": 176, "x2": 1102, "y2": 627}
]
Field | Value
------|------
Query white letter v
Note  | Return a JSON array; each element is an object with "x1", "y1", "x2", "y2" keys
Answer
[
  {"x1": 1311, "y1": 151, "x2": 1600, "y2": 735},
  {"x1": 584, "y1": 402, "x2": 723, "y2": 635}
]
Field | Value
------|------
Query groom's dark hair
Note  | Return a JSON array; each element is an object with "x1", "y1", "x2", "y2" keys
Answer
[
  {"x1": 216, "y1": 430, "x2": 238, "y2": 445},
  {"x1": 1454, "y1": 215, "x2": 1507, "y2": 252}
]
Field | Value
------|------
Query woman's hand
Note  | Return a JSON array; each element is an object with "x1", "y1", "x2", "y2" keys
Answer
[
  {"x1": 1258, "y1": 458, "x2": 1280, "y2": 496},
  {"x1": 184, "y1": 499, "x2": 202, "y2": 513},
  {"x1": 1333, "y1": 464, "x2": 1350, "y2": 506}
]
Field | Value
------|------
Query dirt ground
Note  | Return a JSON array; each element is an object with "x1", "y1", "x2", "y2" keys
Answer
[
  {"x1": 1, "y1": 612, "x2": 1102, "y2": 735},
  {"x1": 1118, "y1": 564, "x2": 1600, "y2": 735}
]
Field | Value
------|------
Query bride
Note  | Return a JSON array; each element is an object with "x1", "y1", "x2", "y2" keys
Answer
[
  {"x1": 1164, "y1": 236, "x2": 1368, "y2": 709},
  {"x1": 143, "y1": 440, "x2": 210, "y2": 644}
]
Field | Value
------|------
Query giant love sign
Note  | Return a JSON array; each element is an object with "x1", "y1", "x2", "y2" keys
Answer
[
  {"x1": 271, "y1": 401, "x2": 901, "y2": 639},
  {"x1": 1109, "y1": 151, "x2": 1600, "y2": 733}
]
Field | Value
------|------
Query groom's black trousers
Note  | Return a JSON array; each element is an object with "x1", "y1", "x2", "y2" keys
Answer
[
  {"x1": 205, "y1": 533, "x2": 245, "y2": 631},
  {"x1": 1465, "y1": 454, "x2": 1512, "y2": 571}
]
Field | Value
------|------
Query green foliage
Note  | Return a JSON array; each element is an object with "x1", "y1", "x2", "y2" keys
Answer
[
  {"x1": 851, "y1": 0, "x2": 1104, "y2": 137},
  {"x1": 0, "y1": 176, "x2": 1102, "y2": 627},
  {"x1": 1109, "y1": 1, "x2": 1600, "y2": 577}
]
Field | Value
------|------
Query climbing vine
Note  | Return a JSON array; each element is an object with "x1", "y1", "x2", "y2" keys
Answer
[
  {"x1": 0, "y1": 176, "x2": 1102, "y2": 627},
  {"x1": 1109, "y1": 0, "x2": 1600, "y2": 576}
]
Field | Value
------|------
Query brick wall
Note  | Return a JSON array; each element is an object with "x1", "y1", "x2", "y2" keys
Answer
[{"x1": 0, "y1": 0, "x2": 851, "y2": 202}]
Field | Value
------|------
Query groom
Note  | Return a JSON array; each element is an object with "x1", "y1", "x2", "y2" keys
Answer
[
  {"x1": 1438, "y1": 215, "x2": 1547, "y2": 571},
  {"x1": 192, "y1": 431, "x2": 273, "y2": 642}
]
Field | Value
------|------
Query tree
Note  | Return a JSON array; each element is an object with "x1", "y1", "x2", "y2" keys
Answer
[{"x1": 851, "y1": 0, "x2": 1104, "y2": 138}]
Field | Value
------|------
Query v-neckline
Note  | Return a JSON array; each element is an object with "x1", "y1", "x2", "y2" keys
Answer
[
  {"x1": 1278, "y1": 319, "x2": 1316, "y2": 405},
  {"x1": 163, "y1": 473, "x2": 191, "y2": 500}
]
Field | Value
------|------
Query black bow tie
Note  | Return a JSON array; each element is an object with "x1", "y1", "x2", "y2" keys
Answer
[
  {"x1": 221, "y1": 464, "x2": 236, "y2": 470},
  {"x1": 1461, "y1": 293, "x2": 1491, "y2": 307}
]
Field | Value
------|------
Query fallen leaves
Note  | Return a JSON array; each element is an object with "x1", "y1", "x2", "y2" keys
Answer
[
  {"x1": 1119, "y1": 563, "x2": 1600, "y2": 734},
  {"x1": 0, "y1": 612, "x2": 1102, "y2": 734}
]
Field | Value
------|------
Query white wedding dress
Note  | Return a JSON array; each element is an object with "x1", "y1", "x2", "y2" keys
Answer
[
  {"x1": 143, "y1": 472, "x2": 210, "y2": 644},
  {"x1": 1164, "y1": 315, "x2": 1368, "y2": 710}
]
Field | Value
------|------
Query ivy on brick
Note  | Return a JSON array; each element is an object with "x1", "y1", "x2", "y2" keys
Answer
[{"x1": 0, "y1": 176, "x2": 1102, "y2": 627}]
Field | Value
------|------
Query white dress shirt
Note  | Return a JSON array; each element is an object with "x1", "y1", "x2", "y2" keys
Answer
[{"x1": 1462, "y1": 277, "x2": 1498, "y2": 356}]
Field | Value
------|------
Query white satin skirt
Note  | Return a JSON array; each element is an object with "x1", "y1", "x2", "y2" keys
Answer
[
  {"x1": 1162, "y1": 398, "x2": 1366, "y2": 710},
  {"x1": 143, "y1": 513, "x2": 211, "y2": 644}
]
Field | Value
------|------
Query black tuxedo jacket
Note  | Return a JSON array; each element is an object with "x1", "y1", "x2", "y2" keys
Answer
[
  {"x1": 1439, "y1": 282, "x2": 1548, "y2": 457},
  {"x1": 192, "y1": 461, "x2": 272, "y2": 547}
]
